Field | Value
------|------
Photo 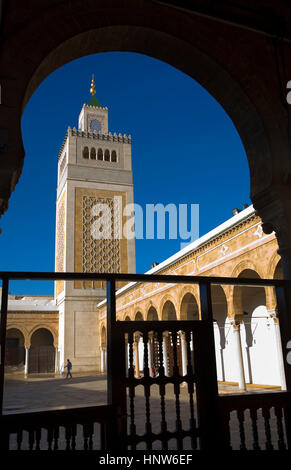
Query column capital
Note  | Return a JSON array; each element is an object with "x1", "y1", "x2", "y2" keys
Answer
[
  {"x1": 134, "y1": 332, "x2": 141, "y2": 342},
  {"x1": 179, "y1": 331, "x2": 186, "y2": 340},
  {"x1": 268, "y1": 309, "x2": 279, "y2": 324}
]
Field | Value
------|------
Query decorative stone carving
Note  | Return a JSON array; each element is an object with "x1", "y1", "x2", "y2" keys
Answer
[{"x1": 82, "y1": 195, "x2": 121, "y2": 274}]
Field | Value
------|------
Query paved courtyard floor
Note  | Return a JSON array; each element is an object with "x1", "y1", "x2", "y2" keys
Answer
[{"x1": 2, "y1": 373, "x2": 285, "y2": 450}]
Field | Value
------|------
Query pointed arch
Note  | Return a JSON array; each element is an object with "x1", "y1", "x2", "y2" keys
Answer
[
  {"x1": 180, "y1": 292, "x2": 199, "y2": 320},
  {"x1": 83, "y1": 146, "x2": 89, "y2": 159},
  {"x1": 104, "y1": 149, "x2": 110, "y2": 161},
  {"x1": 161, "y1": 299, "x2": 177, "y2": 321},
  {"x1": 111, "y1": 150, "x2": 117, "y2": 162},
  {"x1": 147, "y1": 305, "x2": 158, "y2": 321},
  {"x1": 97, "y1": 148, "x2": 103, "y2": 160},
  {"x1": 90, "y1": 147, "x2": 96, "y2": 159}
]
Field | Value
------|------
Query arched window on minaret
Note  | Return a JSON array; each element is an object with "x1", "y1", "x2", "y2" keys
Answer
[
  {"x1": 111, "y1": 150, "x2": 117, "y2": 162},
  {"x1": 90, "y1": 147, "x2": 96, "y2": 159},
  {"x1": 104, "y1": 149, "x2": 110, "y2": 161},
  {"x1": 83, "y1": 146, "x2": 89, "y2": 159},
  {"x1": 97, "y1": 148, "x2": 103, "y2": 160}
]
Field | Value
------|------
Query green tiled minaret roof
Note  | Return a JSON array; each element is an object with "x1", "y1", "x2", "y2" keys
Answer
[
  {"x1": 88, "y1": 74, "x2": 102, "y2": 107},
  {"x1": 88, "y1": 94, "x2": 102, "y2": 107}
]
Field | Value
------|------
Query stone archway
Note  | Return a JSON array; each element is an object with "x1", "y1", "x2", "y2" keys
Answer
[
  {"x1": 146, "y1": 306, "x2": 158, "y2": 321},
  {"x1": 5, "y1": 328, "x2": 25, "y2": 372},
  {"x1": 28, "y1": 328, "x2": 55, "y2": 374},
  {"x1": 161, "y1": 300, "x2": 177, "y2": 321},
  {"x1": 161, "y1": 300, "x2": 179, "y2": 375},
  {"x1": 232, "y1": 268, "x2": 283, "y2": 387},
  {"x1": 211, "y1": 286, "x2": 228, "y2": 383},
  {"x1": 134, "y1": 311, "x2": 144, "y2": 321},
  {"x1": 233, "y1": 268, "x2": 266, "y2": 318},
  {"x1": 3, "y1": 1, "x2": 290, "y2": 245},
  {"x1": 180, "y1": 293, "x2": 199, "y2": 321}
]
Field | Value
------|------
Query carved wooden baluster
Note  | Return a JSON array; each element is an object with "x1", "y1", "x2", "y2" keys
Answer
[
  {"x1": 28, "y1": 429, "x2": 35, "y2": 450},
  {"x1": 185, "y1": 330, "x2": 196, "y2": 449},
  {"x1": 275, "y1": 406, "x2": 286, "y2": 450},
  {"x1": 35, "y1": 427, "x2": 41, "y2": 450},
  {"x1": 71, "y1": 424, "x2": 77, "y2": 451},
  {"x1": 16, "y1": 430, "x2": 23, "y2": 450},
  {"x1": 47, "y1": 427, "x2": 53, "y2": 451},
  {"x1": 262, "y1": 407, "x2": 273, "y2": 450},
  {"x1": 128, "y1": 331, "x2": 134, "y2": 380},
  {"x1": 143, "y1": 330, "x2": 149, "y2": 379},
  {"x1": 127, "y1": 331, "x2": 136, "y2": 449},
  {"x1": 83, "y1": 424, "x2": 88, "y2": 450},
  {"x1": 65, "y1": 425, "x2": 72, "y2": 450},
  {"x1": 83, "y1": 423, "x2": 94, "y2": 450},
  {"x1": 53, "y1": 426, "x2": 59, "y2": 450},
  {"x1": 250, "y1": 408, "x2": 260, "y2": 450},
  {"x1": 158, "y1": 330, "x2": 168, "y2": 450},
  {"x1": 88, "y1": 423, "x2": 94, "y2": 450},
  {"x1": 143, "y1": 331, "x2": 152, "y2": 450},
  {"x1": 172, "y1": 330, "x2": 183, "y2": 450},
  {"x1": 237, "y1": 410, "x2": 246, "y2": 450},
  {"x1": 125, "y1": 333, "x2": 129, "y2": 378}
]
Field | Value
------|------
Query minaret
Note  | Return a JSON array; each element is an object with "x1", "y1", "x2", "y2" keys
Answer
[{"x1": 54, "y1": 77, "x2": 136, "y2": 372}]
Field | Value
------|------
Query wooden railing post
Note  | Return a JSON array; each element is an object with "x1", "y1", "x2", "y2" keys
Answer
[
  {"x1": 196, "y1": 282, "x2": 223, "y2": 450},
  {"x1": 0, "y1": 277, "x2": 9, "y2": 415},
  {"x1": 106, "y1": 279, "x2": 127, "y2": 450},
  {"x1": 275, "y1": 284, "x2": 291, "y2": 448},
  {"x1": 0, "y1": 277, "x2": 9, "y2": 450}
]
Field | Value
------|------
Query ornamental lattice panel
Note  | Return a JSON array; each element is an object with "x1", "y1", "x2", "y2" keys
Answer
[
  {"x1": 55, "y1": 195, "x2": 65, "y2": 295},
  {"x1": 56, "y1": 197, "x2": 65, "y2": 273},
  {"x1": 82, "y1": 196, "x2": 121, "y2": 274}
]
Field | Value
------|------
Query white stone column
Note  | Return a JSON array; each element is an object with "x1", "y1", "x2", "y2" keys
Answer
[
  {"x1": 231, "y1": 321, "x2": 246, "y2": 391},
  {"x1": 54, "y1": 347, "x2": 59, "y2": 373},
  {"x1": 180, "y1": 332, "x2": 188, "y2": 377},
  {"x1": 24, "y1": 346, "x2": 30, "y2": 376},
  {"x1": 270, "y1": 311, "x2": 287, "y2": 390},
  {"x1": 100, "y1": 347, "x2": 107, "y2": 373},
  {"x1": 163, "y1": 332, "x2": 169, "y2": 376},
  {"x1": 100, "y1": 347, "x2": 105, "y2": 373},
  {"x1": 104, "y1": 348, "x2": 107, "y2": 372}
]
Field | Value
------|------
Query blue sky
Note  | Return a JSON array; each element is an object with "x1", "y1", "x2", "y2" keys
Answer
[{"x1": 0, "y1": 52, "x2": 250, "y2": 294}]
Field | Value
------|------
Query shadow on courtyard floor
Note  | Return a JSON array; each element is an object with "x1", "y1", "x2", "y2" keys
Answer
[{"x1": 2, "y1": 373, "x2": 286, "y2": 450}]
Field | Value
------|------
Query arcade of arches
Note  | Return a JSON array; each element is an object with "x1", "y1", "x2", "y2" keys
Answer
[
  {"x1": 5, "y1": 305, "x2": 58, "y2": 374},
  {"x1": 99, "y1": 206, "x2": 285, "y2": 390},
  {"x1": 3, "y1": 205, "x2": 287, "y2": 389}
]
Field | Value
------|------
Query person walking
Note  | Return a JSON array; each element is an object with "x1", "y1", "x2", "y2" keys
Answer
[{"x1": 65, "y1": 358, "x2": 72, "y2": 378}]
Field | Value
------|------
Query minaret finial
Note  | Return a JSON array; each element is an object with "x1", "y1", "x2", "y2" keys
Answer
[{"x1": 90, "y1": 74, "x2": 96, "y2": 96}]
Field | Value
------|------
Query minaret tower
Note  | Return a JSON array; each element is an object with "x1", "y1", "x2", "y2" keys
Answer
[{"x1": 54, "y1": 76, "x2": 136, "y2": 372}]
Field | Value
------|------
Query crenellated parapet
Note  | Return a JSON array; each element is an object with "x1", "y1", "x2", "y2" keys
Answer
[
  {"x1": 83, "y1": 104, "x2": 108, "y2": 112},
  {"x1": 70, "y1": 126, "x2": 131, "y2": 143}
]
